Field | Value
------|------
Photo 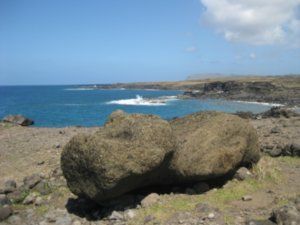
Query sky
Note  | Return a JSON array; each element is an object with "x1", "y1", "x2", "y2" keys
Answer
[{"x1": 0, "y1": 0, "x2": 300, "y2": 85}]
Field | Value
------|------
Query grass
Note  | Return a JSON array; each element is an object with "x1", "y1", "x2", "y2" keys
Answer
[
  {"x1": 128, "y1": 156, "x2": 286, "y2": 225},
  {"x1": 277, "y1": 156, "x2": 300, "y2": 167}
]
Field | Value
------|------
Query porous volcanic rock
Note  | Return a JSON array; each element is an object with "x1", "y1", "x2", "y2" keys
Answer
[
  {"x1": 169, "y1": 111, "x2": 260, "y2": 181},
  {"x1": 2, "y1": 115, "x2": 34, "y2": 126},
  {"x1": 61, "y1": 111, "x2": 175, "y2": 203},
  {"x1": 61, "y1": 110, "x2": 260, "y2": 203}
]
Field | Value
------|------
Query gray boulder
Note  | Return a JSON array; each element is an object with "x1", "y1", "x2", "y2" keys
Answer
[{"x1": 2, "y1": 115, "x2": 34, "y2": 126}]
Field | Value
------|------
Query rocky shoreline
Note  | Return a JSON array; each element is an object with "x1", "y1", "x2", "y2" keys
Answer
[
  {"x1": 0, "y1": 107, "x2": 299, "y2": 225},
  {"x1": 80, "y1": 75, "x2": 300, "y2": 107}
]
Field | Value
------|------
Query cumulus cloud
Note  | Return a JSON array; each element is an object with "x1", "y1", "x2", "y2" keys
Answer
[
  {"x1": 185, "y1": 46, "x2": 197, "y2": 52},
  {"x1": 200, "y1": 0, "x2": 300, "y2": 47}
]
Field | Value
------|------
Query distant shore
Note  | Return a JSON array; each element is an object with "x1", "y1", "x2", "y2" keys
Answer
[{"x1": 79, "y1": 75, "x2": 300, "y2": 107}]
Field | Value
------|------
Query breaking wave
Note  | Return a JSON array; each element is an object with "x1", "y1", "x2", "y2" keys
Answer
[
  {"x1": 234, "y1": 100, "x2": 284, "y2": 107},
  {"x1": 106, "y1": 95, "x2": 178, "y2": 106}
]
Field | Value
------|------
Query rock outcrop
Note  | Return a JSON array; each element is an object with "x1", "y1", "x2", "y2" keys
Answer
[
  {"x1": 61, "y1": 110, "x2": 260, "y2": 204},
  {"x1": 2, "y1": 115, "x2": 34, "y2": 126}
]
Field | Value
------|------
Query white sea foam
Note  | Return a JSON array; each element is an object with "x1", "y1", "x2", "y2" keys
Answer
[
  {"x1": 64, "y1": 87, "x2": 95, "y2": 91},
  {"x1": 107, "y1": 95, "x2": 177, "y2": 106},
  {"x1": 234, "y1": 100, "x2": 284, "y2": 107}
]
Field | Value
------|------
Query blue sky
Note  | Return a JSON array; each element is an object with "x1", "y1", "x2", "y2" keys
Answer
[{"x1": 0, "y1": 0, "x2": 300, "y2": 85}]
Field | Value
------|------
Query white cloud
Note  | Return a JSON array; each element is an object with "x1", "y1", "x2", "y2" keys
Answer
[
  {"x1": 200, "y1": 0, "x2": 300, "y2": 47},
  {"x1": 185, "y1": 46, "x2": 197, "y2": 52},
  {"x1": 249, "y1": 53, "x2": 256, "y2": 59}
]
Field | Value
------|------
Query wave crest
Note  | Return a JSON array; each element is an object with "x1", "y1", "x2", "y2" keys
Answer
[{"x1": 107, "y1": 95, "x2": 177, "y2": 106}]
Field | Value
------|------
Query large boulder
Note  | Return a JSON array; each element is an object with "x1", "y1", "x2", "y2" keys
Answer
[
  {"x1": 61, "y1": 110, "x2": 260, "y2": 204},
  {"x1": 2, "y1": 115, "x2": 34, "y2": 126},
  {"x1": 61, "y1": 111, "x2": 175, "y2": 203},
  {"x1": 169, "y1": 112, "x2": 260, "y2": 181}
]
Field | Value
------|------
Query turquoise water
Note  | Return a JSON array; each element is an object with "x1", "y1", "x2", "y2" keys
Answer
[{"x1": 0, "y1": 85, "x2": 274, "y2": 127}]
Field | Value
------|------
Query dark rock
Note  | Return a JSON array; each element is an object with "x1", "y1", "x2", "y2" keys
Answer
[
  {"x1": 0, "y1": 194, "x2": 10, "y2": 206},
  {"x1": 0, "y1": 206, "x2": 13, "y2": 221},
  {"x1": 23, "y1": 174, "x2": 42, "y2": 189},
  {"x1": 272, "y1": 204, "x2": 300, "y2": 225},
  {"x1": 270, "y1": 126, "x2": 281, "y2": 134},
  {"x1": 291, "y1": 141, "x2": 300, "y2": 157},
  {"x1": 261, "y1": 107, "x2": 299, "y2": 119},
  {"x1": 32, "y1": 181, "x2": 51, "y2": 195},
  {"x1": 282, "y1": 144, "x2": 293, "y2": 156},
  {"x1": 268, "y1": 148, "x2": 282, "y2": 157},
  {"x1": 282, "y1": 142, "x2": 300, "y2": 157},
  {"x1": 7, "y1": 190, "x2": 28, "y2": 204},
  {"x1": 193, "y1": 182, "x2": 210, "y2": 194},
  {"x1": 170, "y1": 112, "x2": 260, "y2": 181},
  {"x1": 234, "y1": 167, "x2": 252, "y2": 181},
  {"x1": 235, "y1": 111, "x2": 255, "y2": 119},
  {"x1": 2, "y1": 180, "x2": 17, "y2": 194},
  {"x1": 185, "y1": 188, "x2": 196, "y2": 195},
  {"x1": 2, "y1": 115, "x2": 34, "y2": 126}
]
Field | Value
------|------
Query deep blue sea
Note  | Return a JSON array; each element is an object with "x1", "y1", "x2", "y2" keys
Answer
[{"x1": 0, "y1": 85, "x2": 276, "y2": 127}]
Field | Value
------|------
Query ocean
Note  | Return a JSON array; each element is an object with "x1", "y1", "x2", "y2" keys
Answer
[{"x1": 0, "y1": 85, "x2": 278, "y2": 127}]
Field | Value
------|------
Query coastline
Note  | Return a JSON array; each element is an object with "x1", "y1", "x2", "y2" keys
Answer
[{"x1": 79, "y1": 75, "x2": 300, "y2": 107}]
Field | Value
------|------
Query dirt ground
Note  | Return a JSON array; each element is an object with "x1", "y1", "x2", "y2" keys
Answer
[{"x1": 0, "y1": 115, "x2": 299, "y2": 225}]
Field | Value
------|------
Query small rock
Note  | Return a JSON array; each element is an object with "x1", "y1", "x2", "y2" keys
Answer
[
  {"x1": 0, "y1": 206, "x2": 13, "y2": 221},
  {"x1": 3, "y1": 180, "x2": 17, "y2": 194},
  {"x1": 291, "y1": 141, "x2": 300, "y2": 157},
  {"x1": 55, "y1": 216, "x2": 72, "y2": 225},
  {"x1": 2, "y1": 114, "x2": 34, "y2": 126},
  {"x1": 185, "y1": 188, "x2": 196, "y2": 195},
  {"x1": 23, "y1": 193, "x2": 37, "y2": 205},
  {"x1": 268, "y1": 148, "x2": 282, "y2": 157},
  {"x1": 144, "y1": 215, "x2": 156, "y2": 224},
  {"x1": 35, "y1": 196, "x2": 44, "y2": 206},
  {"x1": 242, "y1": 195, "x2": 253, "y2": 201},
  {"x1": 23, "y1": 174, "x2": 42, "y2": 189},
  {"x1": 6, "y1": 190, "x2": 27, "y2": 204},
  {"x1": 32, "y1": 180, "x2": 51, "y2": 195},
  {"x1": 0, "y1": 194, "x2": 10, "y2": 206},
  {"x1": 125, "y1": 209, "x2": 136, "y2": 219},
  {"x1": 270, "y1": 127, "x2": 281, "y2": 134},
  {"x1": 208, "y1": 213, "x2": 215, "y2": 219},
  {"x1": 193, "y1": 182, "x2": 210, "y2": 194},
  {"x1": 6, "y1": 215, "x2": 22, "y2": 224},
  {"x1": 141, "y1": 193, "x2": 160, "y2": 208},
  {"x1": 37, "y1": 161, "x2": 45, "y2": 166},
  {"x1": 72, "y1": 220, "x2": 82, "y2": 225},
  {"x1": 108, "y1": 211, "x2": 124, "y2": 221},
  {"x1": 234, "y1": 167, "x2": 252, "y2": 181},
  {"x1": 247, "y1": 220, "x2": 276, "y2": 225}
]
